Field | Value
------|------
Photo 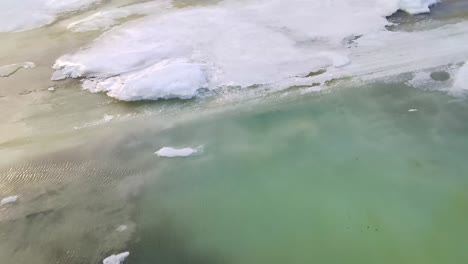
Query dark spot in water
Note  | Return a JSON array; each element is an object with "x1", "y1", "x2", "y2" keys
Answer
[
  {"x1": 128, "y1": 213, "x2": 225, "y2": 264},
  {"x1": 25, "y1": 209, "x2": 54, "y2": 220},
  {"x1": 430, "y1": 71, "x2": 451, "y2": 82},
  {"x1": 409, "y1": 159, "x2": 423, "y2": 168}
]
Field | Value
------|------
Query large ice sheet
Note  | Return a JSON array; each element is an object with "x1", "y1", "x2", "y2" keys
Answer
[
  {"x1": 53, "y1": 0, "x2": 404, "y2": 100},
  {"x1": 52, "y1": 0, "x2": 459, "y2": 101},
  {"x1": 0, "y1": 0, "x2": 99, "y2": 32}
]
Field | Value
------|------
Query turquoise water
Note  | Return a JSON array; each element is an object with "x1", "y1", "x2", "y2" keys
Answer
[{"x1": 129, "y1": 83, "x2": 468, "y2": 264}]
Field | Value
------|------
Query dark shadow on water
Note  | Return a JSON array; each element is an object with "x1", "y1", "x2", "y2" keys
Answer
[{"x1": 127, "y1": 212, "x2": 225, "y2": 264}]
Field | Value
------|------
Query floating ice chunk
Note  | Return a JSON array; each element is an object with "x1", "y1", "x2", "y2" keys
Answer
[
  {"x1": 0, "y1": 0, "x2": 100, "y2": 32},
  {"x1": 103, "y1": 252, "x2": 129, "y2": 264},
  {"x1": 116, "y1": 225, "x2": 128, "y2": 232},
  {"x1": 0, "y1": 62, "x2": 36, "y2": 77},
  {"x1": 399, "y1": 0, "x2": 440, "y2": 14},
  {"x1": 155, "y1": 146, "x2": 203, "y2": 158},
  {"x1": 48, "y1": 87, "x2": 56, "y2": 92},
  {"x1": 68, "y1": 1, "x2": 172, "y2": 32},
  {"x1": 1, "y1": 195, "x2": 18, "y2": 206},
  {"x1": 408, "y1": 109, "x2": 418, "y2": 112}
]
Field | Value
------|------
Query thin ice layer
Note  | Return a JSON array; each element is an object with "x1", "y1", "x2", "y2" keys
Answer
[
  {"x1": 67, "y1": 1, "x2": 172, "y2": 32},
  {"x1": 53, "y1": 0, "x2": 402, "y2": 100},
  {"x1": 0, "y1": 62, "x2": 36, "y2": 77},
  {"x1": 0, "y1": 0, "x2": 99, "y2": 32}
]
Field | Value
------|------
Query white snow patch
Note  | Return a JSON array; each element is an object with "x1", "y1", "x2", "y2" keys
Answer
[
  {"x1": 408, "y1": 109, "x2": 418, "y2": 112},
  {"x1": 103, "y1": 252, "x2": 129, "y2": 264},
  {"x1": 1, "y1": 195, "x2": 18, "y2": 206},
  {"x1": 155, "y1": 146, "x2": 203, "y2": 158}
]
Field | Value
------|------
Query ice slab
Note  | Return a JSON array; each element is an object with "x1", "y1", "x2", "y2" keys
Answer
[
  {"x1": 1, "y1": 195, "x2": 18, "y2": 206},
  {"x1": 103, "y1": 252, "x2": 129, "y2": 264},
  {"x1": 155, "y1": 146, "x2": 203, "y2": 158}
]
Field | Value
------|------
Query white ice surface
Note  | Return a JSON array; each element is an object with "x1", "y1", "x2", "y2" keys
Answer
[
  {"x1": 1, "y1": 195, "x2": 18, "y2": 206},
  {"x1": 103, "y1": 252, "x2": 129, "y2": 264},
  {"x1": 52, "y1": 0, "x2": 468, "y2": 101},
  {"x1": 53, "y1": 0, "x2": 402, "y2": 100},
  {"x1": 0, "y1": 0, "x2": 99, "y2": 32},
  {"x1": 155, "y1": 147, "x2": 202, "y2": 158}
]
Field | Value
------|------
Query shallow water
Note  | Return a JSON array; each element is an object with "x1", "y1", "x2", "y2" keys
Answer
[
  {"x1": 128, "y1": 83, "x2": 468, "y2": 264},
  {"x1": 1, "y1": 1, "x2": 468, "y2": 264}
]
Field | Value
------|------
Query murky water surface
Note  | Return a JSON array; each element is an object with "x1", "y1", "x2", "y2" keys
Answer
[{"x1": 1, "y1": 1, "x2": 468, "y2": 264}]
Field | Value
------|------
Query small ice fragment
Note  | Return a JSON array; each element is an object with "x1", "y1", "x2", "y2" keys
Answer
[
  {"x1": 155, "y1": 146, "x2": 203, "y2": 158},
  {"x1": 408, "y1": 109, "x2": 418, "y2": 112},
  {"x1": 1, "y1": 195, "x2": 18, "y2": 205},
  {"x1": 48, "y1": 87, "x2": 56, "y2": 91},
  {"x1": 103, "y1": 114, "x2": 114, "y2": 122},
  {"x1": 116, "y1": 225, "x2": 128, "y2": 232},
  {"x1": 51, "y1": 70, "x2": 67, "y2": 81},
  {"x1": 103, "y1": 252, "x2": 129, "y2": 264}
]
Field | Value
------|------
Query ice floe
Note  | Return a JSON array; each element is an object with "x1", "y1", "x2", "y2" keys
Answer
[
  {"x1": 103, "y1": 252, "x2": 129, "y2": 264},
  {"x1": 155, "y1": 146, "x2": 203, "y2": 158},
  {"x1": 1, "y1": 195, "x2": 18, "y2": 206}
]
